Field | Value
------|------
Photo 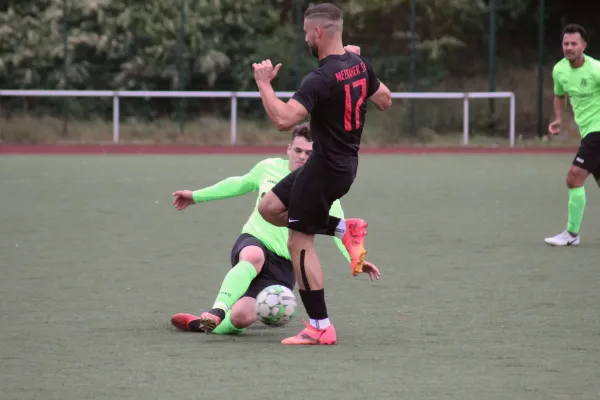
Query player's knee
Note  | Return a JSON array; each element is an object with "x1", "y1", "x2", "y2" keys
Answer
[
  {"x1": 258, "y1": 192, "x2": 274, "y2": 214},
  {"x1": 259, "y1": 192, "x2": 285, "y2": 214},
  {"x1": 257, "y1": 198, "x2": 269, "y2": 218},
  {"x1": 230, "y1": 300, "x2": 258, "y2": 328},
  {"x1": 238, "y1": 245, "x2": 266, "y2": 273},
  {"x1": 567, "y1": 165, "x2": 588, "y2": 188},
  {"x1": 287, "y1": 231, "x2": 314, "y2": 257}
]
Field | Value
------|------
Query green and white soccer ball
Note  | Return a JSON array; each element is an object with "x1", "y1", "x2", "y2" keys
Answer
[{"x1": 255, "y1": 285, "x2": 297, "y2": 327}]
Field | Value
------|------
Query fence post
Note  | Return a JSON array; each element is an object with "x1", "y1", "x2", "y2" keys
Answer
[
  {"x1": 510, "y1": 93, "x2": 516, "y2": 147},
  {"x1": 409, "y1": 0, "x2": 416, "y2": 135},
  {"x1": 463, "y1": 94, "x2": 469, "y2": 145},
  {"x1": 62, "y1": 0, "x2": 69, "y2": 137},
  {"x1": 295, "y1": 0, "x2": 303, "y2": 88},
  {"x1": 230, "y1": 94, "x2": 238, "y2": 145},
  {"x1": 177, "y1": 0, "x2": 187, "y2": 134},
  {"x1": 536, "y1": 0, "x2": 545, "y2": 139},
  {"x1": 488, "y1": 0, "x2": 497, "y2": 135},
  {"x1": 113, "y1": 93, "x2": 120, "y2": 144}
]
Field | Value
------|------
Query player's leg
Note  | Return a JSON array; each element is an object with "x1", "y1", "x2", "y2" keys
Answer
[
  {"x1": 544, "y1": 165, "x2": 587, "y2": 246},
  {"x1": 212, "y1": 253, "x2": 296, "y2": 335},
  {"x1": 258, "y1": 168, "x2": 298, "y2": 227},
  {"x1": 260, "y1": 187, "x2": 364, "y2": 257},
  {"x1": 261, "y1": 160, "x2": 368, "y2": 275},
  {"x1": 279, "y1": 162, "x2": 339, "y2": 345},
  {"x1": 593, "y1": 164, "x2": 600, "y2": 187},
  {"x1": 259, "y1": 166, "x2": 361, "y2": 246},
  {"x1": 308, "y1": 159, "x2": 368, "y2": 275},
  {"x1": 210, "y1": 281, "x2": 265, "y2": 335},
  {"x1": 210, "y1": 297, "x2": 255, "y2": 335},
  {"x1": 171, "y1": 234, "x2": 265, "y2": 333},
  {"x1": 282, "y1": 235, "x2": 337, "y2": 345},
  {"x1": 259, "y1": 192, "x2": 288, "y2": 227},
  {"x1": 318, "y1": 216, "x2": 368, "y2": 276},
  {"x1": 198, "y1": 237, "x2": 267, "y2": 332},
  {"x1": 545, "y1": 133, "x2": 600, "y2": 246}
]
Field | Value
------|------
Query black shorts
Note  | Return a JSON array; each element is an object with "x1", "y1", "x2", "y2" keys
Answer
[
  {"x1": 271, "y1": 156, "x2": 357, "y2": 234},
  {"x1": 230, "y1": 233, "x2": 296, "y2": 299},
  {"x1": 573, "y1": 132, "x2": 600, "y2": 183}
]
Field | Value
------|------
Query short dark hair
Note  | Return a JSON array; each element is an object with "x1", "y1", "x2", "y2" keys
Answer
[
  {"x1": 562, "y1": 23, "x2": 588, "y2": 42},
  {"x1": 304, "y1": 3, "x2": 343, "y2": 22},
  {"x1": 292, "y1": 123, "x2": 312, "y2": 142}
]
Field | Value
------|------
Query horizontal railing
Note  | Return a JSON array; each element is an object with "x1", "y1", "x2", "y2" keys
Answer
[{"x1": 0, "y1": 90, "x2": 516, "y2": 147}]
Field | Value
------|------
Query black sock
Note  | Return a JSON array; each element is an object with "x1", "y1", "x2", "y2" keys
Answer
[
  {"x1": 316, "y1": 216, "x2": 341, "y2": 237},
  {"x1": 299, "y1": 288, "x2": 328, "y2": 320},
  {"x1": 208, "y1": 308, "x2": 226, "y2": 321},
  {"x1": 187, "y1": 319, "x2": 205, "y2": 332}
]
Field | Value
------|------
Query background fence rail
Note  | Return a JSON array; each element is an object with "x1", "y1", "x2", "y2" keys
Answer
[{"x1": 0, "y1": 90, "x2": 516, "y2": 146}]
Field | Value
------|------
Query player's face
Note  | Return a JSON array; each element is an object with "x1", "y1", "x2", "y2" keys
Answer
[
  {"x1": 287, "y1": 136, "x2": 313, "y2": 171},
  {"x1": 562, "y1": 33, "x2": 586, "y2": 62},
  {"x1": 304, "y1": 19, "x2": 321, "y2": 58}
]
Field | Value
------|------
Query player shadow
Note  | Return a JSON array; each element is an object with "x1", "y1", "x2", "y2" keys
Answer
[
  {"x1": 542, "y1": 242, "x2": 600, "y2": 249},
  {"x1": 165, "y1": 321, "x2": 296, "y2": 343}
]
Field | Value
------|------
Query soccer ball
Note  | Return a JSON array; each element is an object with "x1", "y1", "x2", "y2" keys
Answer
[{"x1": 255, "y1": 285, "x2": 297, "y2": 327}]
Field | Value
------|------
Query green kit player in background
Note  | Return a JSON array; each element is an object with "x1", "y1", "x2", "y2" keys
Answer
[
  {"x1": 545, "y1": 23, "x2": 600, "y2": 246},
  {"x1": 170, "y1": 123, "x2": 380, "y2": 335}
]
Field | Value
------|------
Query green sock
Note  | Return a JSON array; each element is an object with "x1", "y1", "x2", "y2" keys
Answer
[
  {"x1": 212, "y1": 310, "x2": 246, "y2": 335},
  {"x1": 212, "y1": 260, "x2": 258, "y2": 313},
  {"x1": 567, "y1": 186, "x2": 586, "y2": 234}
]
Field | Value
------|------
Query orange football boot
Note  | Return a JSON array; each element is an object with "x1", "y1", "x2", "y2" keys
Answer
[
  {"x1": 341, "y1": 218, "x2": 368, "y2": 276},
  {"x1": 171, "y1": 313, "x2": 204, "y2": 332},
  {"x1": 281, "y1": 321, "x2": 337, "y2": 345}
]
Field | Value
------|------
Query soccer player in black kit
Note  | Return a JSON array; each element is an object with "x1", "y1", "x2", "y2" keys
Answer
[{"x1": 253, "y1": 2, "x2": 392, "y2": 345}]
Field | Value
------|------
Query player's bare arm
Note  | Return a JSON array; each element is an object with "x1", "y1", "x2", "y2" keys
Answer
[
  {"x1": 343, "y1": 45, "x2": 361, "y2": 55},
  {"x1": 549, "y1": 94, "x2": 566, "y2": 135},
  {"x1": 368, "y1": 81, "x2": 392, "y2": 111},
  {"x1": 253, "y1": 59, "x2": 308, "y2": 131},
  {"x1": 343, "y1": 45, "x2": 391, "y2": 110}
]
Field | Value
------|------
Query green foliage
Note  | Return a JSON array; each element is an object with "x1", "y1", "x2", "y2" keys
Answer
[
  {"x1": 0, "y1": 0, "x2": 284, "y2": 91},
  {"x1": 0, "y1": 0, "x2": 545, "y2": 136}
]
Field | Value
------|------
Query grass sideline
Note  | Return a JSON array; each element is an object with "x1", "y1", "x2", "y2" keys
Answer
[{"x1": 0, "y1": 115, "x2": 583, "y2": 148}]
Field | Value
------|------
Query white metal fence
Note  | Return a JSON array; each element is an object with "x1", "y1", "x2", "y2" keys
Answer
[{"x1": 0, "y1": 90, "x2": 516, "y2": 146}]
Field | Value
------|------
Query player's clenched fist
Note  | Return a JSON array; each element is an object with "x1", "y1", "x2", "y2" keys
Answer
[
  {"x1": 344, "y1": 45, "x2": 361, "y2": 55},
  {"x1": 252, "y1": 59, "x2": 282, "y2": 83},
  {"x1": 172, "y1": 190, "x2": 195, "y2": 210},
  {"x1": 548, "y1": 119, "x2": 561, "y2": 135}
]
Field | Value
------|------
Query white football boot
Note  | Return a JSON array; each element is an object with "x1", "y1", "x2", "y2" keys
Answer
[{"x1": 544, "y1": 230, "x2": 580, "y2": 246}]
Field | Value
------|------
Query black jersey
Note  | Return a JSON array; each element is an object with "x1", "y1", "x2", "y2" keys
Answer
[{"x1": 291, "y1": 52, "x2": 380, "y2": 172}]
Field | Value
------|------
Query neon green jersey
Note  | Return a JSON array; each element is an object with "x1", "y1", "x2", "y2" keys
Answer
[
  {"x1": 192, "y1": 157, "x2": 350, "y2": 262},
  {"x1": 552, "y1": 55, "x2": 600, "y2": 137}
]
